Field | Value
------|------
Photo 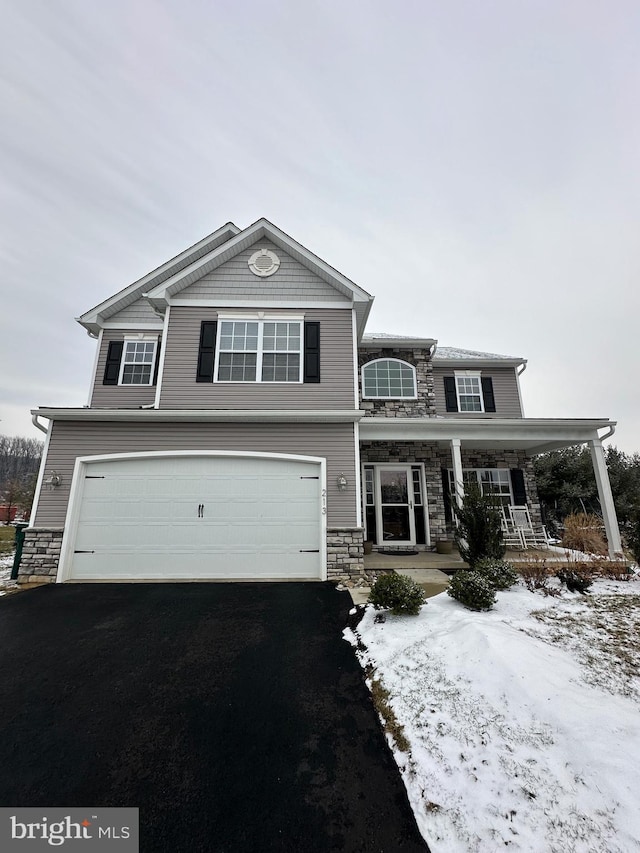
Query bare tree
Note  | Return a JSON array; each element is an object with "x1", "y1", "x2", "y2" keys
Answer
[{"x1": 0, "y1": 436, "x2": 43, "y2": 497}]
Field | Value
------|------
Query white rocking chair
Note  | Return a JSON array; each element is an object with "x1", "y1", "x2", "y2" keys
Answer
[{"x1": 508, "y1": 505, "x2": 550, "y2": 549}]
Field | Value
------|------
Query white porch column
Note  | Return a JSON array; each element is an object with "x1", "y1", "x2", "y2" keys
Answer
[
  {"x1": 450, "y1": 438, "x2": 464, "y2": 509},
  {"x1": 589, "y1": 439, "x2": 623, "y2": 558}
]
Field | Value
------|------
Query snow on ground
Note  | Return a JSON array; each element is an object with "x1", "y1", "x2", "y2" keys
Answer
[
  {"x1": 0, "y1": 552, "x2": 14, "y2": 593},
  {"x1": 346, "y1": 578, "x2": 640, "y2": 853}
]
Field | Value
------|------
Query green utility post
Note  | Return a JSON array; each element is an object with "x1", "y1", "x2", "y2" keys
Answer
[{"x1": 10, "y1": 523, "x2": 29, "y2": 581}]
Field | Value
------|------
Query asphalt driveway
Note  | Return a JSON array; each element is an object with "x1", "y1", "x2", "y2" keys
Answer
[{"x1": 0, "y1": 583, "x2": 429, "y2": 852}]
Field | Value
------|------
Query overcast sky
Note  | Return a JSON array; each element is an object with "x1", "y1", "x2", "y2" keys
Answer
[{"x1": 1, "y1": 0, "x2": 638, "y2": 452}]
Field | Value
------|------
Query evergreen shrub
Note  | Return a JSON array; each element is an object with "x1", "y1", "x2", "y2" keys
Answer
[
  {"x1": 368, "y1": 572, "x2": 426, "y2": 616},
  {"x1": 447, "y1": 570, "x2": 497, "y2": 611},
  {"x1": 453, "y1": 483, "x2": 505, "y2": 568},
  {"x1": 475, "y1": 558, "x2": 519, "y2": 590}
]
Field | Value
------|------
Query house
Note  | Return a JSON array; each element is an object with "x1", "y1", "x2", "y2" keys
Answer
[{"x1": 22, "y1": 218, "x2": 623, "y2": 584}]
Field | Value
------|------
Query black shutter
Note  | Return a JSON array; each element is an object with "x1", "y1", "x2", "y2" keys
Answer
[
  {"x1": 304, "y1": 321, "x2": 320, "y2": 383},
  {"x1": 441, "y1": 468, "x2": 453, "y2": 523},
  {"x1": 444, "y1": 377, "x2": 458, "y2": 412},
  {"x1": 103, "y1": 340, "x2": 123, "y2": 385},
  {"x1": 510, "y1": 469, "x2": 526, "y2": 505},
  {"x1": 481, "y1": 376, "x2": 496, "y2": 412},
  {"x1": 152, "y1": 337, "x2": 161, "y2": 385},
  {"x1": 196, "y1": 321, "x2": 217, "y2": 383}
]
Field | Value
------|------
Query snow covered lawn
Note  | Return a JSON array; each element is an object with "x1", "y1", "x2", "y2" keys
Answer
[
  {"x1": 346, "y1": 578, "x2": 640, "y2": 852},
  {"x1": 0, "y1": 552, "x2": 15, "y2": 593}
]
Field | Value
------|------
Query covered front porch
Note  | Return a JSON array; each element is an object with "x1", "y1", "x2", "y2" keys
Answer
[{"x1": 358, "y1": 416, "x2": 622, "y2": 559}]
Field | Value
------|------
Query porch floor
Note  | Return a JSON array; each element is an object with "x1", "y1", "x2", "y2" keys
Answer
[{"x1": 363, "y1": 546, "x2": 558, "y2": 572}]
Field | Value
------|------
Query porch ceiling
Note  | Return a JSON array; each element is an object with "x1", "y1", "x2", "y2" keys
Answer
[{"x1": 358, "y1": 417, "x2": 616, "y2": 456}]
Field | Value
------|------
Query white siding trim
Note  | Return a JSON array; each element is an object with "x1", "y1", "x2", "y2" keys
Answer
[
  {"x1": 354, "y1": 421, "x2": 362, "y2": 527},
  {"x1": 87, "y1": 328, "x2": 103, "y2": 407},
  {"x1": 29, "y1": 421, "x2": 53, "y2": 527},
  {"x1": 170, "y1": 299, "x2": 352, "y2": 309},
  {"x1": 154, "y1": 306, "x2": 170, "y2": 408},
  {"x1": 101, "y1": 322, "x2": 164, "y2": 330},
  {"x1": 57, "y1": 450, "x2": 328, "y2": 583}
]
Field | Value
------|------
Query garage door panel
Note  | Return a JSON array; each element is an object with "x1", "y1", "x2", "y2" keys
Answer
[{"x1": 68, "y1": 455, "x2": 323, "y2": 580}]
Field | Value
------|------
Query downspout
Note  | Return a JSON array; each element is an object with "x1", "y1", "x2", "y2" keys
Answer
[
  {"x1": 598, "y1": 424, "x2": 616, "y2": 443},
  {"x1": 516, "y1": 361, "x2": 527, "y2": 417},
  {"x1": 31, "y1": 413, "x2": 48, "y2": 434}
]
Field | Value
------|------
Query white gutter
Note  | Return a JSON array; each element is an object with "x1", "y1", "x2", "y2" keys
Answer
[{"x1": 32, "y1": 408, "x2": 365, "y2": 424}]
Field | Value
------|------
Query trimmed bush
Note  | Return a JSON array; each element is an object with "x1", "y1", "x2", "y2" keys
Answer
[
  {"x1": 453, "y1": 483, "x2": 505, "y2": 568},
  {"x1": 368, "y1": 572, "x2": 427, "y2": 616},
  {"x1": 475, "y1": 558, "x2": 519, "y2": 591},
  {"x1": 447, "y1": 570, "x2": 497, "y2": 611}
]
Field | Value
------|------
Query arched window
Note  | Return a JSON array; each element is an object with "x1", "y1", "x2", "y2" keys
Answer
[{"x1": 361, "y1": 359, "x2": 417, "y2": 399}]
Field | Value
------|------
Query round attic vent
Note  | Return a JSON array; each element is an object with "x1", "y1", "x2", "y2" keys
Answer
[{"x1": 248, "y1": 248, "x2": 280, "y2": 277}]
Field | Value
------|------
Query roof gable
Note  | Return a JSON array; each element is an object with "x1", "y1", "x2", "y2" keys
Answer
[
  {"x1": 144, "y1": 218, "x2": 372, "y2": 305},
  {"x1": 77, "y1": 218, "x2": 373, "y2": 336},
  {"x1": 77, "y1": 222, "x2": 240, "y2": 335}
]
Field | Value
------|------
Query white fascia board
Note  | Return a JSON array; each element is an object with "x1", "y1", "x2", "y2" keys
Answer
[
  {"x1": 32, "y1": 408, "x2": 365, "y2": 424},
  {"x1": 359, "y1": 417, "x2": 615, "y2": 444},
  {"x1": 360, "y1": 336, "x2": 437, "y2": 349},
  {"x1": 144, "y1": 218, "x2": 374, "y2": 306},
  {"x1": 76, "y1": 222, "x2": 240, "y2": 330},
  {"x1": 433, "y1": 358, "x2": 526, "y2": 368}
]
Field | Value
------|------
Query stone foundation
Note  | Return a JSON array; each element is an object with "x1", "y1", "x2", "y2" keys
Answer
[
  {"x1": 18, "y1": 528, "x2": 63, "y2": 585},
  {"x1": 326, "y1": 528, "x2": 365, "y2": 580}
]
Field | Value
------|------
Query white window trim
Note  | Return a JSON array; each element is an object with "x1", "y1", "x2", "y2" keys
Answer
[
  {"x1": 214, "y1": 317, "x2": 304, "y2": 384},
  {"x1": 361, "y1": 358, "x2": 417, "y2": 400},
  {"x1": 447, "y1": 468, "x2": 513, "y2": 503},
  {"x1": 454, "y1": 370, "x2": 484, "y2": 413},
  {"x1": 118, "y1": 334, "x2": 158, "y2": 386}
]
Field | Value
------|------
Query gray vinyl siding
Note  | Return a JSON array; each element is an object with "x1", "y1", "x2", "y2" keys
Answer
[
  {"x1": 90, "y1": 330, "x2": 159, "y2": 408},
  {"x1": 159, "y1": 307, "x2": 355, "y2": 410},
  {"x1": 106, "y1": 298, "x2": 160, "y2": 324},
  {"x1": 178, "y1": 240, "x2": 345, "y2": 302},
  {"x1": 432, "y1": 366, "x2": 523, "y2": 417},
  {"x1": 33, "y1": 420, "x2": 357, "y2": 528}
]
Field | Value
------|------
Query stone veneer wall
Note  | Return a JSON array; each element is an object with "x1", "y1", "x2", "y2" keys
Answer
[
  {"x1": 18, "y1": 528, "x2": 63, "y2": 585},
  {"x1": 359, "y1": 442, "x2": 542, "y2": 541},
  {"x1": 326, "y1": 528, "x2": 364, "y2": 579},
  {"x1": 358, "y1": 348, "x2": 436, "y2": 417}
]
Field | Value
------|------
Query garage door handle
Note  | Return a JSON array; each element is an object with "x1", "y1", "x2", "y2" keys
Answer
[
  {"x1": 300, "y1": 549, "x2": 320, "y2": 553},
  {"x1": 197, "y1": 504, "x2": 205, "y2": 518}
]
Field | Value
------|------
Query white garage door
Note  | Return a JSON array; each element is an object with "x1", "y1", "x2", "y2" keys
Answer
[{"x1": 66, "y1": 454, "x2": 324, "y2": 580}]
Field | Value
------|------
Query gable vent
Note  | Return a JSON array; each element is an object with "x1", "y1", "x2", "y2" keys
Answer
[{"x1": 248, "y1": 248, "x2": 280, "y2": 277}]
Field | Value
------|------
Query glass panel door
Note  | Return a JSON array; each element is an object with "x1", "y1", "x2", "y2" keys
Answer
[{"x1": 376, "y1": 467, "x2": 415, "y2": 544}]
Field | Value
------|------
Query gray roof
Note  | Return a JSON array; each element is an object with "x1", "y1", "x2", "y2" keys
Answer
[{"x1": 433, "y1": 346, "x2": 523, "y2": 361}]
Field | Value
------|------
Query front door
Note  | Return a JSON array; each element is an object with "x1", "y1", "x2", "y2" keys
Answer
[{"x1": 376, "y1": 466, "x2": 416, "y2": 545}]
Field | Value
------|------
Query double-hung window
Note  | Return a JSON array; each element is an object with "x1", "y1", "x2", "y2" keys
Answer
[
  {"x1": 119, "y1": 339, "x2": 157, "y2": 385},
  {"x1": 216, "y1": 319, "x2": 302, "y2": 382},
  {"x1": 447, "y1": 468, "x2": 513, "y2": 506},
  {"x1": 455, "y1": 372, "x2": 483, "y2": 412}
]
